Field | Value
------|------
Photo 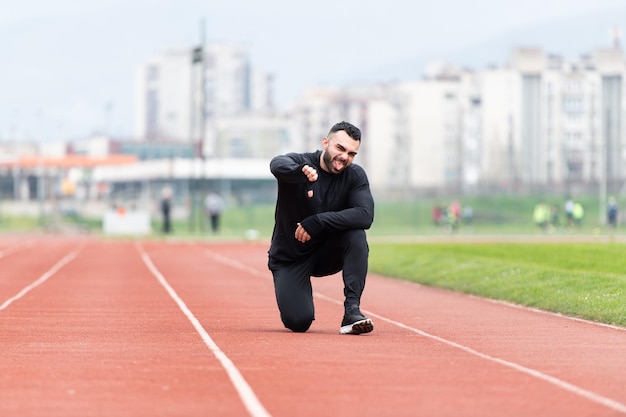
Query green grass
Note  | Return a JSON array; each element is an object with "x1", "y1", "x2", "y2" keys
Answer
[
  {"x1": 0, "y1": 216, "x2": 41, "y2": 231},
  {"x1": 1, "y1": 193, "x2": 617, "y2": 238},
  {"x1": 369, "y1": 242, "x2": 626, "y2": 327},
  {"x1": 168, "y1": 193, "x2": 619, "y2": 238},
  {"x1": 150, "y1": 204, "x2": 276, "y2": 239}
]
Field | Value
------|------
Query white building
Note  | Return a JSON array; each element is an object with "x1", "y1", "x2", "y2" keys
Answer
[
  {"x1": 291, "y1": 68, "x2": 474, "y2": 194},
  {"x1": 6, "y1": 41, "x2": 624, "y2": 210},
  {"x1": 134, "y1": 46, "x2": 193, "y2": 142},
  {"x1": 289, "y1": 42, "x2": 626, "y2": 197},
  {"x1": 493, "y1": 46, "x2": 626, "y2": 193},
  {"x1": 290, "y1": 84, "x2": 394, "y2": 192},
  {"x1": 204, "y1": 113, "x2": 300, "y2": 160},
  {"x1": 134, "y1": 43, "x2": 274, "y2": 144}
]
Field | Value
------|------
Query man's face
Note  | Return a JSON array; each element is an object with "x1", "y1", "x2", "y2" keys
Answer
[{"x1": 320, "y1": 130, "x2": 360, "y2": 174}]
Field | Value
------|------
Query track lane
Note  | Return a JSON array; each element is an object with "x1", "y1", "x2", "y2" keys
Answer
[
  {"x1": 2, "y1": 237, "x2": 625, "y2": 417},
  {"x1": 0, "y1": 238, "x2": 251, "y2": 417},
  {"x1": 141, "y1": 240, "x2": 626, "y2": 417},
  {"x1": 137, "y1": 241, "x2": 271, "y2": 417},
  {"x1": 343, "y1": 274, "x2": 626, "y2": 407},
  {"x1": 0, "y1": 236, "x2": 82, "y2": 306}
]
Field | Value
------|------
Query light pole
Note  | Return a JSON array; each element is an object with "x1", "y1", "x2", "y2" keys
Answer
[
  {"x1": 188, "y1": 18, "x2": 207, "y2": 234},
  {"x1": 599, "y1": 110, "x2": 610, "y2": 226}
]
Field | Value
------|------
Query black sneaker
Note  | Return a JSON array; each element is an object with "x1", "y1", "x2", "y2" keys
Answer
[{"x1": 340, "y1": 313, "x2": 374, "y2": 335}]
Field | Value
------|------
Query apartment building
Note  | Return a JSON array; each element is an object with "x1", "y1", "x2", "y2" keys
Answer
[
  {"x1": 503, "y1": 46, "x2": 624, "y2": 194},
  {"x1": 4, "y1": 42, "x2": 624, "y2": 215},
  {"x1": 290, "y1": 84, "x2": 394, "y2": 192},
  {"x1": 291, "y1": 67, "x2": 478, "y2": 195},
  {"x1": 134, "y1": 45, "x2": 192, "y2": 143},
  {"x1": 134, "y1": 43, "x2": 274, "y2": 146},
  {"x1": 291, "y1": 44, "x2": 625, "y2": 196}
]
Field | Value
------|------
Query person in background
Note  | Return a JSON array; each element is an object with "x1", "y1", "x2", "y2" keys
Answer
[
  {"x1": 572, "y1": 201, "x2": 584, "y2": 228},
  {"x1": 462, "y1": 204, "x2": 473, "y2": 226},
  {"x1": 204, "y1": 191, "x2": 225, "y2": 233},
  {"x1": 533, "y1": 202, "x2": 549, "y2": 233},
  {"x1": 267, "y1": 121, "x2": 375, "y2": 335},
  {"x1": 550, "y1": 204, "x2": 560, "y2": 230},
  {"x1": 432, "y1": 204, "x2": 443, "y2": 227},
  {"x1": 160, "y1": 186, "x2": 173, "y2": 234},
  {"x1": 564, "y1": 198, "x2": 574, "y2": 227},
  {"x1": 607, "y1": 196, "x2": 618, "y2": 230},
  {"x1": 448, "y1": 200, "x2": 461, "y2": 232}
]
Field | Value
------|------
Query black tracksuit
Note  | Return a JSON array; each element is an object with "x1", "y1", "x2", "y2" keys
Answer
[{"x1": 268, "y1": 150, "x2": 374, "y2": 332}]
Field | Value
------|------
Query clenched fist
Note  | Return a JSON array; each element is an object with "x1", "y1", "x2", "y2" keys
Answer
[
  {"x1": 302, "y1": 165, "x2": 318, "y2": 183},
  {"x1": 295, "y1": 223, "x2": 311, "y2": 243}
]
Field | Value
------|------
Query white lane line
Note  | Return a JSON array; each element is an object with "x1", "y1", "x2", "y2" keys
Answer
[
  {"x1": 137, "y1": 244, "x2": 272, "y2": 417},
  {"x1": 0, "y1": 250, "x2": 79, "y2": 311},
  {"x1": 478, "y1": 295, "x2": 626, "y2": 332},
  {"x1": 205, "y1": 248, "x2": 626, "y2": 415}
]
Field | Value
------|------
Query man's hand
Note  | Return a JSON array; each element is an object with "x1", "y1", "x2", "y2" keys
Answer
[
  {"x1": 295, "y1": 223, "x2": 311, "y2": 243},
  {"x1": 302, "y1": 165, "x2": 318, "y2": 182},
  {"x1": 302, "y1": 165, "x2": 317, "y2": 198}
]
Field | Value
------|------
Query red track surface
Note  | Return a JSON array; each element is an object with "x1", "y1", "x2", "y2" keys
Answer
[{"x1": 1, "y1": 235, "x2": 626, "y2": 417}]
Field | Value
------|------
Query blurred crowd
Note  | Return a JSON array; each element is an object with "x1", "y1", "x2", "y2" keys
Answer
[
  {"x1": 432, "y1": 200, "x2": 473, "y2": 233},
  {"x1": 431, "y1": 196, "x2": 621, "y2": 235},
  {"x1": 533, "y1": 196, "x2": 620, "y2": 234}
]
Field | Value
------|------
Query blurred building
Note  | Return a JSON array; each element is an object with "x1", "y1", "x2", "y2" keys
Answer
[
  {"x1": 2, "y1": 37, "x2": 625, "y2": 218},
  {"x1": 484, "y1": 44, "x2": 625, "y2": 195},
  {"x1": 134, "y1": 45, "x2": 192, "y2": 143},
  {"x1": 291, "y1": 40, "x2": 626, "y2": 198},
  {"x1": 204, "y1": 113, "x2": 299, "y2": 159},
  {"x1": 134, "y1": 43, "x2": 275, "y2": 145},
  {"x1": 290, "y1": 67, "x2": 480, "y2": 196}
]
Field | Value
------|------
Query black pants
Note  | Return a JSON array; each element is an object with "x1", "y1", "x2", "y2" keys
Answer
[
  {"x1": 162, "y1": 211, "x2": 171, "y2": 234},
  {"x1": 210, "y1": 214, "x2": 220, "y2": 232},
  {"x1": 268, "y1": 229, "x2": 369, "y2": 332}
]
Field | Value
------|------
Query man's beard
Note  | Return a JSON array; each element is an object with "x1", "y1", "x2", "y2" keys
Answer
[{"x1": 323, "y1": 151, "x2": 347, "y2": 174}]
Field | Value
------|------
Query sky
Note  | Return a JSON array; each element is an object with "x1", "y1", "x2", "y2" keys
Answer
[{"x1": 1, "y1": 0, "x2": 625, "y2": 142}]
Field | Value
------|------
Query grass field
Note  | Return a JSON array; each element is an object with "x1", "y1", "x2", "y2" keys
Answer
[
  {"x1": 369, "y1": 242, "x2": 626, "y2": 327},
  {"x1": 0, "y1": 193, "x2": 616, "y2": 237}
]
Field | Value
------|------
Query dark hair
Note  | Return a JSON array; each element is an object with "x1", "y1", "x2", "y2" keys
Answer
[{"x1": 329, "y1": 121, "x2": 361, "y2": 141}]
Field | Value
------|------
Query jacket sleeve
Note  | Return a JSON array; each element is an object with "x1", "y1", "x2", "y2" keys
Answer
[
  {"x1": 269, "y1": 153, "x2": 310, "y2": 184},
  {"x1": 300, "y1": 168, "x2": 374, "y2": 236}
]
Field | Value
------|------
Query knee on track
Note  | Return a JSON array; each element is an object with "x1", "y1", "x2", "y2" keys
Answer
[{"x1": 282, "y1": 316, "x2": 314, "y2": 333}]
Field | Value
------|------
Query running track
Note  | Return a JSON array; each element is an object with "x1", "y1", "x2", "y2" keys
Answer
[{"x1": 1, "y1": 234, "x2": 625, "y2": 417}]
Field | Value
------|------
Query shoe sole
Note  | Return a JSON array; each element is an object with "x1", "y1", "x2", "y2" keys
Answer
[{"x1": 340, "y1": 318, "x2": 374, "y2": 335}]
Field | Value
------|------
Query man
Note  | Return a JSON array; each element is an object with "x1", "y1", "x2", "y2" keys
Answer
[
  {"x1": 268, "y1": 121, "x2": 375, "y2": 334},
  {"x1": 204, "y1": 191, "x2": 225, "y2": 233},
  {"x1": 160, "y1": 186, "x2": 173, "y2": 234}
]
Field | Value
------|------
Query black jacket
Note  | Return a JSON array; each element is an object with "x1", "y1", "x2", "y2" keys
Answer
[{"x1": 268, "y1": 150, "x2": 374, "y2": 262}]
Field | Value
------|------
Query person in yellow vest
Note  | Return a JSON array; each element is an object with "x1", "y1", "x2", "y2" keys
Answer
[
  {"x1": 533, "y1": 202, "x2": 549, "y2": 232},
  {"x1": 572, "y1": 202, "x2": 584, "y2": 228}
]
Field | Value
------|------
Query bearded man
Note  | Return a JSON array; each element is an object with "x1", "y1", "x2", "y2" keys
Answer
[{"x1": 268, "y1": 121, "x2": 375, "y2": 334}]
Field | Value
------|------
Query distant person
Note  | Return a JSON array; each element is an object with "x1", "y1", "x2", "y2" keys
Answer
[
  {"x1": 550, "y1": 204, "x2": 560, "y2": 229},
  {"x1": 572, "y1": 202, "x2": 584, "y2": 228},
  {"x1": 432, "y1": 204, "x2": 443, "y2": 227},
  {"x1": 204, "y1": 192, "x2": 225, "y2": 233},
  {"x1": 160, "y1": 186, "x2": 173, "y2": 234},
  {"x1": 564, "y1": 198, "x2": 574, "y2": 227},
  {"x1": 533, "y1": 202, "x2": 549, "y2": 232},
  {"x1": 440, "y1": 206, "x2": 448, "y2": 229},
  {"x1": 448, "y1": 200, "x2": 461, "y2": 231},
  {"x1": 267, "y1": 121, "x2": 375, "y2": 335},
  {"x1": 607, "y1": 196, "x2": 618, "y2": 229},
  {"x1": 462, "y1": 204, "x2": 473, "y2": 226}
]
